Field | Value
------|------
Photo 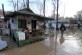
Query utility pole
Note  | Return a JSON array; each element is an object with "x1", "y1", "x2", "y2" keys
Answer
[
  {"x1": 63, "y1": 4, "x2": 65, "y2": 18},
  {"x1": 56, "y1": 0, "x2": 59, "y2": 30},
  {"x1": 43, "y1": 0, "x2": 46, "y2": 17},
  {"x1": 55, "y1": 0, "x2": 59, "y2": 55}
]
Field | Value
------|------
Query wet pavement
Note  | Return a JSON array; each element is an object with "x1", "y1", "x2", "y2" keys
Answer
[{"x1": 0, "y1": 29, "x2": 82, "y2": 55}]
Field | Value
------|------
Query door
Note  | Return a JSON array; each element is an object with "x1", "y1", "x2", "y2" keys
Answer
[{"x1": 31, "y1": 20, "x2": 36, "y2": 29}]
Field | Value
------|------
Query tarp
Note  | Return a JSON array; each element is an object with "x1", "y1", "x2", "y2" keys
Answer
[
  {"x1": 0, "y1": 40, "x2": 7, "y2": 50},
  {"x1": 0, "y1": 18, "x2": 3, "y2": 22}
]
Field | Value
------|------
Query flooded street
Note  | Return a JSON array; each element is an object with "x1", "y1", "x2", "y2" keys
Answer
[
  {"x1": 0, "y1": 29, "x2": 82, "y2": 55},
  {"x1": 57, "y1": 29, "x2": 82, "y2": 55}
]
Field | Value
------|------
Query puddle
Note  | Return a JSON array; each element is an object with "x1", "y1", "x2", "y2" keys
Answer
[{"x1": 0, "y1": 30, "x2": 82, "y2": 55}]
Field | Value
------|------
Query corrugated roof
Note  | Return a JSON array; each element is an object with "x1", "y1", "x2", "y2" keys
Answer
[
  {"x1": 5, "y1": 8, "x2": 54, "y2": 20},
  {"x1": 18, "y1": 8, "x2": 35, "y2": 14}
]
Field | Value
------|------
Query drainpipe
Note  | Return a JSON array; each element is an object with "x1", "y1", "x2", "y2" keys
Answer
[{"x1": 2, "y1": 4, "x2": 5, "y2": 37}]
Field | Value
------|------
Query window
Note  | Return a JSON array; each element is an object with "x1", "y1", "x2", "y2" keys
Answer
[{"x1": 18, "y1": 19, "x2": 26, "y2": 28}]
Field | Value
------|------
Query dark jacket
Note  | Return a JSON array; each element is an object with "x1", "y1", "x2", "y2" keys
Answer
[{"x1": 60, "y1": 25, "x2": 66, "y2": 31}]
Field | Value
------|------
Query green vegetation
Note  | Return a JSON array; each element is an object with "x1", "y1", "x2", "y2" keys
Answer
[{"x1": 18, "y1": 40, "x2": 32, "y2": 47}]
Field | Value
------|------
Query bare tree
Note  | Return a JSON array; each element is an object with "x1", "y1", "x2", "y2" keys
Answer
[
  {"x1": 32, "y1": 0, "x2": 44, "y2": 15},
  {"x1": 34, "y1": 0, "x2": 43, "y2": 15},
  {"x1": 34, "y1": 0, "x2": 57, "y2": 17},
  {"x1": 37, "y1": 0, "x2": 46, "y2": 16},
  {"x1": 51, "y1": 0, "x2": 57, "y2": 19},
  {"x1": 43, "y1": 0, "x2": 46, "y2": 16},
  {"x1": 8, "y1": 0, "x2": 46, "y2": 16},
  {"x1": 9, "y1": 0, "x2": 17, "y2": 11},
  {"x1": 8, "y1": 0, "x2": 28, "y2": 11},
  {"x1": 76, "y1": 10, "x2": 82, "y2": 20},
  {"x1": 29, "y1": 0, "x2": 45, "y2": 16}
]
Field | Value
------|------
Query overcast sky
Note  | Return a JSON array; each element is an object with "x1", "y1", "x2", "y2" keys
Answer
[
  {"x1": 0, "y1": 0, "x2": 82, "y2": 17},
  {"x1": 59, "y1": 0, "x2": 82, "y2": 17}
]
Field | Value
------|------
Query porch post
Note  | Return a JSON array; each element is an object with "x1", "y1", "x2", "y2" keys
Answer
[
  {"x1": 17, "y1": 0, "x2": 18, "y2": 30},
  {"x1": 2, "y1": 4, "x2": 5, "y2": 36}
]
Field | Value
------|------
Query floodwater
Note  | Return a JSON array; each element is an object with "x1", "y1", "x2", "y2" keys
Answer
[{"x1": 0, "y1": 29, "x2": 82, "y2": 55}]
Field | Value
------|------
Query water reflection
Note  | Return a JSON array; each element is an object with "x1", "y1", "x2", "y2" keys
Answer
[
  {"x1": 0, "y1": 29, "x2": 82, "y2": 55},
  {"x1": 44, "y1": 37, "x2": 50, "y2": 47}
]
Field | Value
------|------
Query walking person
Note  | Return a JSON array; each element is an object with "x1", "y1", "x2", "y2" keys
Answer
[
  {"x1": 78, "y1": 23, "x2": 80, "y2": 29},
  {"x1": 59, "y1": 23, "x2": 66, "y2": 44},
  {"x1": 60, "y1": 23, "x2": 66, "y2": 36}
]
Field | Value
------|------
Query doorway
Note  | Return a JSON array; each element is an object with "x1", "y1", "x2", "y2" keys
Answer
[{"x1": 31, "y1": 20, "x2": 36, "y2": 29}]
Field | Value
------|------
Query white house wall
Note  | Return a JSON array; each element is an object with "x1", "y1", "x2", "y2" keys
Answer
[
  {"x1": 26, "y1": 16, "x2": 37, "y2": 29},
  {"x1": 2, "y1": 16, "x2": 45, "y2": 35},
  {"x1": 16, "y1": 16, "x2": 45, "y2": 29},
  {"x1": 16, "y1": 16, "x2": 38, "y2": 30},
  {"x1": 10, "y1": 18, "x2": 18, "y2": 29},
  {"x1": 2, "y1": 18, "x2": 18, "y2": 35}
]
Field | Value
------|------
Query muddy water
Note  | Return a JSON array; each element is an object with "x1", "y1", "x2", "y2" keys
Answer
[
  {"x1": 56, "y1": 30, "x2": 82, "y2": 55},
  {"x1": 0, "y1": 30, "x2": 82, "y2": 55}
]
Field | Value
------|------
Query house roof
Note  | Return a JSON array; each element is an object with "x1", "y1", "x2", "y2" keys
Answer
[
  {"x1": 5, "y1": 8, "x2": 54, "y2": 20},
  {"x1": 18, "y1": 8, "x2": 34, "y2": 13}
]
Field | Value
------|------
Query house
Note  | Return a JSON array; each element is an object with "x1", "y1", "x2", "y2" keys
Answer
[
  {"x1": 5, "y1": 8, "x2": 54, "y2": 30},
  {"x1": 4, "y1": 8, "x2": 54, "y2": 46}
]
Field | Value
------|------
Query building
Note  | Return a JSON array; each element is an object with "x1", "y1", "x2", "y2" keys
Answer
[
  {"x1": 5, "y1": 8, "x2": 54, "y2": 32},
  {"x1": 4, "y1": 8, "x2": 54, "y2": 46}
]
